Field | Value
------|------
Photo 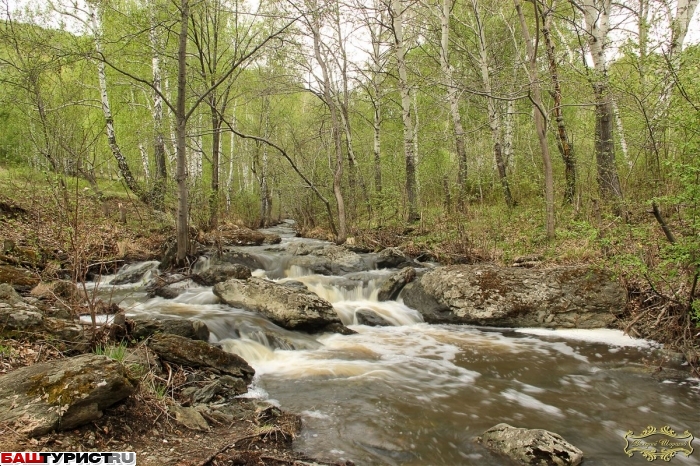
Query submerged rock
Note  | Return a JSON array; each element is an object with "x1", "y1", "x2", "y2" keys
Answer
[
  {"x1": 355, "y1": 309, "x2": 392, "y2": 327},
  {"x1": 377, "y1": 267, "x2": 416, "y2": 301},
  {"x1": 213, "y1": 277, "x2": 351, "y2": 334},
  {"x1": 148, "y1": 333, "x2": 255, "y2": 384},
  {"x1": 478, "y1": 423, "x2": 583, "y2": 466},
  {"x1": 402, "y1": 265, "x2": 625, "y2": 328},
  {"x1": 0, "y1": 354, "x2": 137, "y2": 436}
]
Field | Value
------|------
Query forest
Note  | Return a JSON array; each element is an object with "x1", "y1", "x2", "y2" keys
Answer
[{"x1": 2, "y1": 0, "x2": 700, "y2": 357}]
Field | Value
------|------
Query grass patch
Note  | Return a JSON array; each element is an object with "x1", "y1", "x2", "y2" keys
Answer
[{"x1": 94, "y1": 342, "x2": 129, "y2": 363}]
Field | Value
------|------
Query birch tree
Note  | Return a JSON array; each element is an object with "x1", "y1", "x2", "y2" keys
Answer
[
  {"x1": 389, "y1": 0, "x2": 420, "y2": 221},
  {"x1": 471, "y1": 0, "x2": 514, "y2": 208},
  {"x1": 437, "y1": 0, "x2": 469, "y2": 210},
  {"x1": 570, "y1": 0, "x2": 624, "y2": 206}
]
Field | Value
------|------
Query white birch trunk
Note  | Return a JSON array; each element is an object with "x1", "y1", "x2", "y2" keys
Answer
[{"x1": 392, "y1": 0, "x2": 419, "y2": 221}]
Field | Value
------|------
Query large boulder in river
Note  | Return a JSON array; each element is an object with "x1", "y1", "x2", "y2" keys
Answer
[
  {"x1": 478, "y1": 423, "x2": 583, "y2": 466},
  {"x1": 192, "y1": 263, "x2": 252, "y2": 286},
  {"x1": 149, "y1": 333, "x2": 255, "y2": 383},
  {"x1": 0, "y1": 354, "x2": 137, "y2": 436},
  {"x1": 213, "y1": 277, "x2": 352, "y2": 334},
  {"x1": 401, "y1": 265, "x2": 625, "y2": 328}
]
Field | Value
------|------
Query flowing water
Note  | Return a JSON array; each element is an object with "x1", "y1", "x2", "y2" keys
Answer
[{"x1": 94, "y1": 223, "x2": 700, "y2": 465}]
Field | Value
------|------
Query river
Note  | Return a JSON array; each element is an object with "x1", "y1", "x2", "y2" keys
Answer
[{"x1": 94, "y1": 222, "x2": 700, "y2": 465}]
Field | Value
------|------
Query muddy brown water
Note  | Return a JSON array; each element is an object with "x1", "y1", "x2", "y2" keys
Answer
[{"x1": 95, "y1": 223, "x2": 700, "y2": 465}]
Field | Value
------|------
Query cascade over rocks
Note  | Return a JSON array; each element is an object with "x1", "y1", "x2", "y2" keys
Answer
[
  {"x1": 478, "y1": 423, "x2": 583, "y2": 466},
  {"x1": 401, "y1": 265, "x2": 625, "y2": 327},
  {"x1": 148, "y1": 333, "x2": 255, "y2": 384},
  {"x1": 110, "y1": 261, "x2": 159, "y2": 285},
  {"x1": 0, "y1": 354, "x2": 137, "y2": 437},
  {"x1": 213, "y1": 277, "x2": 353, "y2": 334}
]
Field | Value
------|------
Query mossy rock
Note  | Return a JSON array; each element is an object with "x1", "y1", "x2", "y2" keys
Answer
[{"x1": 0, "y1": 354, "x2": 137, "y2": 436}]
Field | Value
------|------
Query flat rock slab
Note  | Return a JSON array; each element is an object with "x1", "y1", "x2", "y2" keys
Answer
[
  {"x1": 130, "y1": 316, "x2": 210, "y2": 342},
  {"x1": 478, "y1": 423, "x2": 583, "y2": 466},
  {"x1": 0, "y1": 354, "x2": 137, "y2": 437},
  {"x1": 213, "y1": 277, "x2": 350, "y2": 334},
  {"x1": 0, "y1": 264, "x2": 40, "y2": 291},
  {"x1": 402, "y1": 265, "x2": 625, "y2": 328},
  {"x1": 148, "y1": 333, "x2": 254, "y2": 384}
]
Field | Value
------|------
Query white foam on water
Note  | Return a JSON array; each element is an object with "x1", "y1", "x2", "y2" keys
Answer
[
  {"x1": 515, "y1": 328, "x2": 652, "y2": 348},
  {"x1": 302, "y1": 410, "x2": 331, "y2": 420},
  {"x1": 500, "y1": 389, "x2": 564, "y2": 417}
]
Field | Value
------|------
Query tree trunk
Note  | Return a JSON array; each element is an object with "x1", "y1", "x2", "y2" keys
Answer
[
  {"x1": 580, "y1": 0, "x2": 623, "y2": 205},
  {"x1": 439, "y1": 0, "x2": 468, "y2": 210},
  {"x1": 150, "y1": 11, "x2": 167, "y2": 211},
  {"x1": 593, "y1": 85, "x2": 622, "y2": 201},
  {"x1": 539, "y1": 0, "x2": 575, "y2": 205},
  {"x1": 89, "y1": 3, "x2": 144, "y2": 201},
  {"x1": 175, "y1": 0, "x2": 190, "y2": 263},
  {"x1": 473, "y1": 0, "x2": 513, "y2": 208},
  {"x1": 392, "y1": 0, "x2": 419, "y2": 222},
  {"x1": 516, "y1": 0, "x2": 555, "y2": 239},
  {"x1": 209, "y1": 98, "x2": 221, "y2": 229},
  {"x1": 311, "y1": 10, "x2": 346, "y2": 243}
]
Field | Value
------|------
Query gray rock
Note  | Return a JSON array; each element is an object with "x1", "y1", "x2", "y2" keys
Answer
[
  {"x1": 356, "y1": 309, "x2": 392, "y2": 327},
  {"x1": 110, "y1": 261, "x2": 159, "y2": 285},
  {"x1": 478, "y1": 423, "x2": 583, "y2": 466},
  {"x1": 0, "y1": 304, "x2": 44, "y2": 332},
  {"x1": 215, "y1": 251, "x2": 266, "y2": 271},
  {"x1": 402, "y1": 265, "x2": 625, "y2": 328},
  {"x1": 153, "y1": 286, "x2": 181, "y2": 299},
  {"x1": 377, "y1": 267, "x2": 416, "y2": 301},
  {"x1": 0, "y1": 354, "x2": 137, "y2": 436},
  {"x1": 170, "y1": 405, "x2": 209, "y2": 431},
  {"x1": 0, "y1": 283, "x2": 22, "y2": 304},
  {"x1": 192, "y1": 263, "x2": 252, "y2": 286},
  {"x1": 376, "y1": 247, "x2": 414, "y2": 269},
  {"x1": 191, "y1": 376, "x2": 248, "y2": 404},
  {"x1": 263, "y1": 233, "x2": 282, "y2": 245},
  {"x1": 213, "y1": 278, "x2": 350, "y2": 334},
  {"x1": 287, "y1": 244, "x2": 367, "y2": 275},
  {"x1": 130, "y1": 316, "x2": 210, "y2": 342},
  {"x1": 148, "y1": 333, "x2": 255, "y2": 383}
]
